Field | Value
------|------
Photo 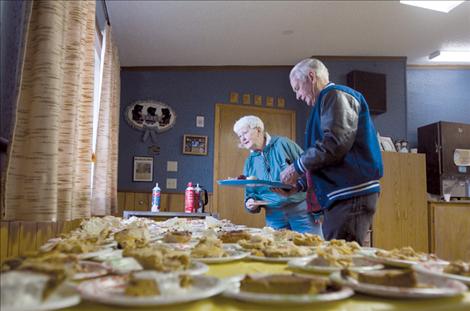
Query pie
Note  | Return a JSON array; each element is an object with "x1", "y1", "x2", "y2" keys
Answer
[
  {"x1": 163, "y1": 231, "x2": 192, "y2": 243},
  {"x1": 218, "y1": 230, "x2": 252, "y2": 243},
  {"x1": 191, "y1": 237, "x2": 227, "y2": 258},
  {"x1": 443, "y1": 261, "x2": 470, "y2": 277},
  {"x1": 240, "y1": 274, "x2": 328, "y2": 294},
  {"x1": 357, "y1": 269, "x2": 417, "y2": 287}
]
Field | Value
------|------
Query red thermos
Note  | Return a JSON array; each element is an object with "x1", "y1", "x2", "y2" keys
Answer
[{"x1": 185, "y1": 182, "x2": 196, "y2": 213}]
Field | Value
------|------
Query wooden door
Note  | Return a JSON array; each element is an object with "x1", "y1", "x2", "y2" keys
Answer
[{"x1": 213, "y1": 104, "x2": 296, "y2": 227}]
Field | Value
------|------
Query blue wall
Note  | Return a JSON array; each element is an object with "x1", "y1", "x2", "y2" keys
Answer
[
  {"x1": 407, "y1": 68, "x2": 470, "y2": 147},
  {"x1": 118, "y1": 58, "x2": 407, "y2": 193}
]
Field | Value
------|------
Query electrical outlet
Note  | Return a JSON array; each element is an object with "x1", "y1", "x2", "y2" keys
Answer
[
  {"x1": 166, "y1": 178, "x2": 177, "y2": 189},
  {"x1": 167, "y1": 161, "x2": 178, "y2": 172}
]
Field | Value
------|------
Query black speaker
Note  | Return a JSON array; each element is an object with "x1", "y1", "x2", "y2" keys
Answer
[{"x1": 347, "y1": 70, "x2": 386, "y2": 114}]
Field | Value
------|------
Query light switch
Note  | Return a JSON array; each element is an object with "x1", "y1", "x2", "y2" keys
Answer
[
  {"x1": 166, "y1": 178, "x2": 177, "y2": 189},
  {"x1": 196, "y1": 116, "x2": 204, "y2": 128},
  {"x1": 167, "y1": 161, "x2": 178, "y2": 172}
]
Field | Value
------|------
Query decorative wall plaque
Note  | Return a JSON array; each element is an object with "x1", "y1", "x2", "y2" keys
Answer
[{"x1": 125, "y1": 100, "x2": 176, "y2": 142}]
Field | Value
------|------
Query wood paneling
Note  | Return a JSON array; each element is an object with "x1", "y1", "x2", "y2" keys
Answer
[
  {"x1": 18, "y1": 221, "x2": 37, "y2": 255},
  {"x1": 0, "y1": 221, "x2": 9, "y2": 262},
  {"x1": 429, "y1": 202, "x2": 470, "y2": 261},
  {"x1": 373, "y1": 152, "x2": 428, "y2": 252},
  {"x1": 213, "y1": 104, "x2": 295, "y2": 228},
  {"x1": 0, "y1": 219, "x2": 81, "y2": 263}
]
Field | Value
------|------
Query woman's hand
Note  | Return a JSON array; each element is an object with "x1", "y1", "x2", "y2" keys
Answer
[{"x1": 245, "y1": 198, "x2": 259, "y2": 211}]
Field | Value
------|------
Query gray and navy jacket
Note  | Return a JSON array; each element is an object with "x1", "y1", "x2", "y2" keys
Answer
[
  {"x1": 244, "y1": 135, "x2": 306, "y2": 213},
  {"x1": 294, "y1": 83, "x2": 383, "y2": 209}
]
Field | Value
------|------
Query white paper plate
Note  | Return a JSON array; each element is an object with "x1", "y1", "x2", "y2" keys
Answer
[
  {"x1": 192, "y1": 249, "x2": 250, "y2": 264},
  {"x1": 413, "y1": 263, "x2": 470, "y2": 286},
  {"x1": 247, "y1": 254, "x2": 314, "y2": 263},
  {"x1": 288, "y1": 256, "x2": 384, "y2": 274},
  {"x1": 90, "y1": 249, "x2": 123, "y2": 261},
  {"x1": 169, "y1": 261, "x2": 209, "y2": 276},
  {"x1": 222, "y1": 274, "x2": 353, "y2": 304},
  {"x1": 2, "y1": 284, "x2": 80, "y2": 311},
  {"x1": 330, "y1": 271, "x2": 467, "y2": 299},
  {"x1": 78, "y1": 247, "x2": 115, "y2": 260},
  {"x1": 364, "y1": 253, "x2": 449, "y2": 268},
  {"x1": 77, "y1": 274, "x2": 225, "y2": 306}
]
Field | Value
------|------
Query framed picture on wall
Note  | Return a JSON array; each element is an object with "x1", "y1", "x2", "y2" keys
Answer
[
  {"x1": 379, "y1": 136, "x2": 396, "y2": 152},
  {"x1": 183, "y1": 134, "x2": 208, "y2": 156},
  {"x1": 133, "y1": 156, "x2": 153, "y2": 181}
]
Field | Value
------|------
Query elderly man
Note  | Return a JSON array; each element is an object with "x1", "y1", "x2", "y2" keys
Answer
[
  {"x1": 279, "y1": 58, "x2": 383, "y2": 245},
  {"x1": 233, "y1": 115, "x2": 323, "y2": 236}
]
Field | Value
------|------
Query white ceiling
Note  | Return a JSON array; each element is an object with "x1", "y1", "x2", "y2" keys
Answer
[{"x1": 106, "y1": 0, "x2": 470, "y2": 66}]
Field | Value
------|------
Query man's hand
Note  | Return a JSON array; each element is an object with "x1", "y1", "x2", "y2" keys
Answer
[{"x1": 280, "y1": 164, "x2": 300, "y2": 186}]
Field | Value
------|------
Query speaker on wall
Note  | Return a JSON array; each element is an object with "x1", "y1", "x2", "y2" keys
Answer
[{"x1": 347, "y1": 70, "x2": 386, "y2": 114}]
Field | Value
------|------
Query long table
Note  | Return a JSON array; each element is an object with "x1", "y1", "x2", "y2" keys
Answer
[{"x1": 64, "y1": 260, "x2": 470, "y2": 311}]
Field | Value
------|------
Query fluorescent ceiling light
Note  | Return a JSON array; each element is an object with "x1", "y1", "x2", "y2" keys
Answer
[
  {"x1": 429, "y1": 51, "x2": 470, "y2": 62},
  {"x1": 400, "y1": 1, "x2": 464, "y2": 13}
]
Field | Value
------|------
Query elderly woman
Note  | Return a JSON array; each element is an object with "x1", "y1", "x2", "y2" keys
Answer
[{"x1": 233, "y1": 115, "x2": 323, "y2": 236}]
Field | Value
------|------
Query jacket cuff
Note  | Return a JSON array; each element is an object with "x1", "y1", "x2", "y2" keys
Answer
[
  {"x1": 294, "y1": 158, "x2": 307, "y2": 174},
  {"x1": 296, "y1": 178, "x2": 307, "y2": 192}
]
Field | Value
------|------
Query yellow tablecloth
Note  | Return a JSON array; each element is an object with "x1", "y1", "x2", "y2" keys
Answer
[{"x1": 64, "y1": 260, "x2": 470, "y2": 311}]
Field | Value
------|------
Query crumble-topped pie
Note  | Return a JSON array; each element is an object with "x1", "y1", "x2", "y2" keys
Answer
[
  {"x1": 443, "y1": 261, "x2": 470, "y2": 277},
  {"x1": 218, "y1": 230, "x2": 252, "y2": 243},
  {"x1": 191, "y1": 237, "x2": 227, "y2": 258},
  {"x1": 123, "y1": 245, "x2": 190, "y2": 272},
  {"x1": 163, "y1": 231, "x2": 192, "y2": 243},
  {"x1": 114, "y1": 227, "x2": 150, "y2": 249}
]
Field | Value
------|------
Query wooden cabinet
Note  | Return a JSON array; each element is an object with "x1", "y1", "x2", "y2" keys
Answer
[
  {"x1": 429, "y1": 201, "x2": 470, "y2": 261},
  {"x1": 372, "y1": 152, "x2": 428, "y2": 252}
]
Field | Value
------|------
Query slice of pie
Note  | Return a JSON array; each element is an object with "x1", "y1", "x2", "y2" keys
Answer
[{"x1": 240, "y1": 274, "x2": 328, "y2": 294}]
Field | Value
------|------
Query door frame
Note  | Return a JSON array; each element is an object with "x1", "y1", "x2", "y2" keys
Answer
[{"x1": 212, "y1": 103, "x2": 296, "y2": 218}]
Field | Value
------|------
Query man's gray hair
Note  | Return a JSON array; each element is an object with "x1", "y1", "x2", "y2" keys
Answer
[
  {"x1": 233, "y1": 115, "x2": 264, "y2": 134},
  {"x1": 290, "y1": 58, "x2": 329, "y2": 82}
]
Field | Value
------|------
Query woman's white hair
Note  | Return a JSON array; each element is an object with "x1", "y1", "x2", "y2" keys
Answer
[
  {"x1": 290, "y1": 58, "x2": 329, "y2": 83},
  {"x1": 233, "y1": 115, "x2": 264, "y2": 134}
]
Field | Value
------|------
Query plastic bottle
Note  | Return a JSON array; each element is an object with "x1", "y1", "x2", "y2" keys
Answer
[
  {"x1": 194, "y1": 183, "x2": 202, "y2": 213},
  {"x1": 151, "y1": 183, "x2": 161, "y2": 212},
  {"x1": 184, "y1": 182, "x2": 195, "y2": 213}
]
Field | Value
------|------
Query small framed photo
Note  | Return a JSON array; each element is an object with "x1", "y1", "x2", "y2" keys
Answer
[
  {"x1": 229, "y1": 92, "x2": 239, "y2": 104},
  {"x1": 266, "y1": 96, "x2": 274, "y2": 107},
  {"x1": 254, "y1": 95, "x2": 262, "y2": 106},
  {"x1": 183, "y1": 134, "x2": 208, "y2": 156},
  {"x1": 379, "y1": 136, "x2": 396, "y2": 152},
  {"x1": 133, "y1": 156, "x2": 153, "y2": 182}
]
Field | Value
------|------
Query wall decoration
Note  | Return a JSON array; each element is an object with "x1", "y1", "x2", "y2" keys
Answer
[
  {"x1": 229, "y1": 92, "x2": 239, "y2": 104},
  {"x1": 254, "y1": 95, "x2": 262, "y2": 106},
  {"x1": 133, "y1": 156, "x2": 153, "y2": 182},
  {"x1": 266, "y1": 96, "x2": 274, "y2": 107},
  {"x1": 242, "y1": 94, "x2": 251, "y2": 105},
  {"x1": 196, "y1": 115, "x2": 205, "y2": 128},
  {"x1": 148, "y1": 145, "x2": 160, "y2": 155},
  {"x1": 183, "y1": 134, "x2": 208, "y2": 155},
  {"x1": 125, "y1": 100, "x2": 176, "y2": 142},
  {"x1": 277, "y1": 97, "x2": 285, "y2": 108}
]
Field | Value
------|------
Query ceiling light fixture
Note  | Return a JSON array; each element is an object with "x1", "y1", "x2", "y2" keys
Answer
[
  {"x1": 400, "y1": 1, "x2": 464, "y2": 13},
  {"x1": 429, "y1": 50, "x2": 470, "y2": 62}
]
